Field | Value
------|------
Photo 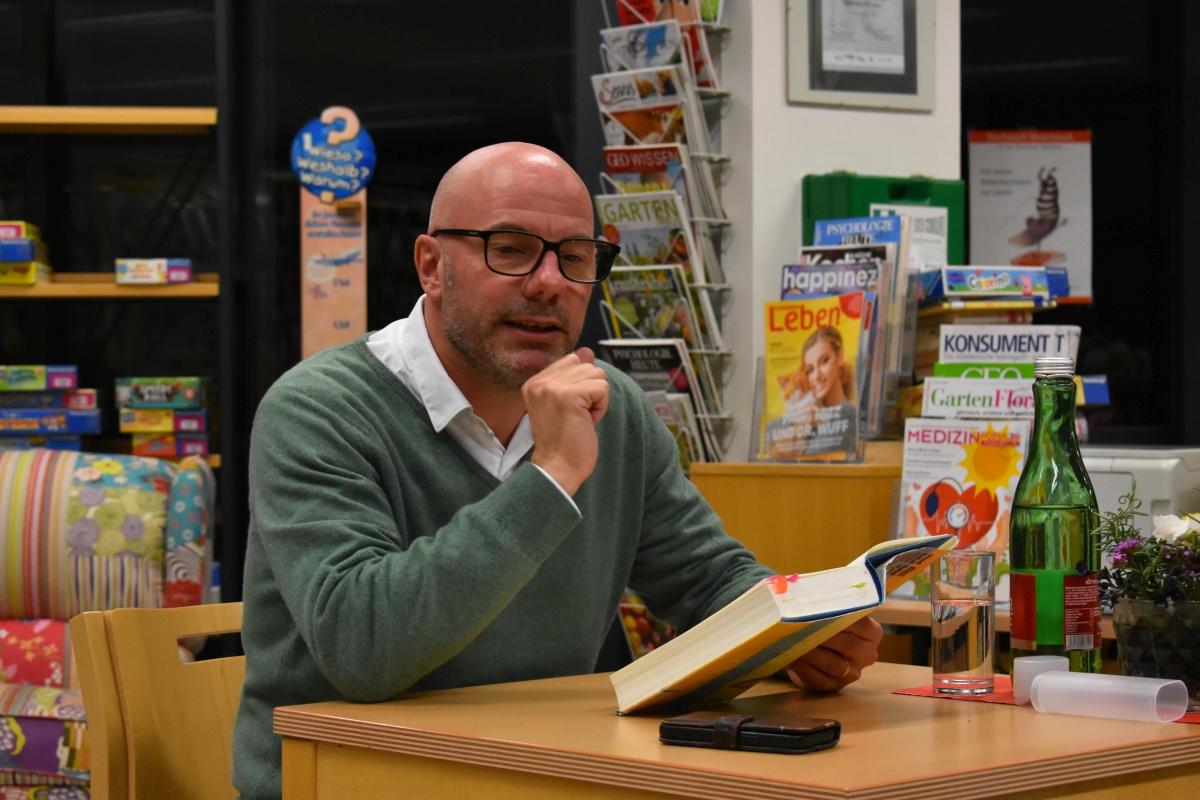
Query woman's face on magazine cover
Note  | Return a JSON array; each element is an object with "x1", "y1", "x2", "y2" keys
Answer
[{"x1": 804, "y1": 338, "x2": 845, "y2": 406}]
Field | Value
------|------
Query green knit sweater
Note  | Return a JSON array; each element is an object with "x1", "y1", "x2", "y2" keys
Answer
[{"x1": 232, "y1": 337, "x2": 771, "y2": 799}]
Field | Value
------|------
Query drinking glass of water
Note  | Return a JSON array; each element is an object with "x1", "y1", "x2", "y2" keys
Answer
[{"x1": 931, "y1": 550, "x2": 996, "y2": 695}]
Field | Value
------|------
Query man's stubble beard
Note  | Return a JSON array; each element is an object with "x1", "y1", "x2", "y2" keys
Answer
[{"x1": 439, "y1": 254, "x2": 578, "y2": 391}]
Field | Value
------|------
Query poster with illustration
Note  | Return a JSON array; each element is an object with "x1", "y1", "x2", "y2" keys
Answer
[
  {"x1": 895, "y1": 417, "x2": 1030, "y2": 603},
  {"x1": 968, "y1": 130, "x2": 1092, "y2": 303}
]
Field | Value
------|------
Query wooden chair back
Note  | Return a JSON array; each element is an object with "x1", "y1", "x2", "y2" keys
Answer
[{"x1": 71, "y1": 603, "x2": 245, "y2": 800}]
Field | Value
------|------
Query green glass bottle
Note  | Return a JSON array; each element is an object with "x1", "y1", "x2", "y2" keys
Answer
[{"x1": 1009, "y1": 356, "x2": 1102, "y2": 672}]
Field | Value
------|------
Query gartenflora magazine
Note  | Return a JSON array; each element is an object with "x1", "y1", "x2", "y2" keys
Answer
[
  {"x1": 757, "y1": 294, "x2": 865, "y2": 462},
  {"x1": 895, "y1": 418, "x2": 1031, "y2": 603}
]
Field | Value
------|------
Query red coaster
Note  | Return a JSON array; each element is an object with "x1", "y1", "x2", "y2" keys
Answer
[
  {"x1": 894, "y1": 675, "x2": 1016, "y2": 704},
  {"x1": 894, "y1": 676, "x2": 1200, "y2": 724}
]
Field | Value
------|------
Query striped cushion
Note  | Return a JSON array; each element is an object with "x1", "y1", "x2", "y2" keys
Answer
[{"x1": 0, "y1": 449, "x2": 214, "y2": 619}]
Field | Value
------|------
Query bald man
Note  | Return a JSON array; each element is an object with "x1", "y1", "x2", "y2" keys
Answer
[{"x1": 232, "y1": 143, "x2": 881, "y2": 799}]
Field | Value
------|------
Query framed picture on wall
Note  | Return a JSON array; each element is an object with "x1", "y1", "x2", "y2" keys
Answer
[{"x1": 786, "y1": 0, "x2": 935, "y2": 112}]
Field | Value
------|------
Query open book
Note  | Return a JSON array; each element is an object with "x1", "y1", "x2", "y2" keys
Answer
[{"x1": 609, "y1": 534, "x2": 957, "y2": 714}]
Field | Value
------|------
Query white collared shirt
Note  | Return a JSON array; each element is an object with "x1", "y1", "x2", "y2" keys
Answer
[{"x1": 366, "y1": 297, "x2": 575, "y2": 504}]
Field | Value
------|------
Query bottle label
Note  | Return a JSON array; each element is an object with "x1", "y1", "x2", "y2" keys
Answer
[
  {"x1": 1063, "y1": 572, "x2": 1100, "y2": 650},
  {"x1": 1010, "y1": 571, "x2": 1037, "y2": 650}
]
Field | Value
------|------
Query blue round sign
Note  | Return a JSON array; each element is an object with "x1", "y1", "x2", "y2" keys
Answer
[{"x1": 290, "y1": 107, "x2": 376, "y2": 201}]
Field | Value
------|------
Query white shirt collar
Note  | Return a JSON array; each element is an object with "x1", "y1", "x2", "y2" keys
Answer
[{"x1": 365, "y1": 296, "x2": 536, "y2": 477}]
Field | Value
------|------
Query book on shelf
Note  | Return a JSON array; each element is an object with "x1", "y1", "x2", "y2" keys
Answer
[
  {"x1": 598, "y1": 337, "x2": 719, "y2": 461},
  {"x1": 595, "y1": 190, "x2": 724, "y2": 345},
  {"x1": 754, "y1": 294, "x2": 866, "y2": 463},
  {"x1": 609, "y1": 533, "x2": 958, "y2": 714},
  {"x1": 895, "y1": 419, "x2": 1028, "y2": 603}
]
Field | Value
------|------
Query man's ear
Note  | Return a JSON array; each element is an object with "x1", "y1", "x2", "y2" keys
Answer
[{"x1": 413, "y1": 234, "x2": 442, "y2": 297}]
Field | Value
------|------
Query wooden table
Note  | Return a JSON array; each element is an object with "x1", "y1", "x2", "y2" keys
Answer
[{"x1": 274, "y1": 662, "x2": 1200, "y2": 799}]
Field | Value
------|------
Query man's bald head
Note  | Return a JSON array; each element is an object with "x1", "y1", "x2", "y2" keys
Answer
[{"x1": 428, "y1": 142, "x2": 592, "y2": 232}]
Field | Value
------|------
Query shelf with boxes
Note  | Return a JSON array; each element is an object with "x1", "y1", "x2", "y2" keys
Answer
[
  {"x1": 0, "y1": 271, "x2": 219, "y2": 299},
  {"x1": 0, "y1": 104, "x2": 225, "y2": 472}
]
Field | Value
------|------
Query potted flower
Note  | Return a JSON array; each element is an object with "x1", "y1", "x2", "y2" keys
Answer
[{"x1": 1097, "y1": 490, "x2": 1200, "y2": 711}]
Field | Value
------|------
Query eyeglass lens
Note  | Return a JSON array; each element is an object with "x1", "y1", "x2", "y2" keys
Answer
[{"x1": 485, "y1": 231, "x2": 614, "y2": 282}]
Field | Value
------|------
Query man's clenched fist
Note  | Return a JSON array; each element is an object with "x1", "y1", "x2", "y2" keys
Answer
[{"x1": 523, "y1": 348, "x2": 610, "y2": 495}]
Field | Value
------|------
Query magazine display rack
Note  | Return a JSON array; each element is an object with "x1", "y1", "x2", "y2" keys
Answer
[{"x1": 593, "y1": 1, "x2": 734, "y2": 462}]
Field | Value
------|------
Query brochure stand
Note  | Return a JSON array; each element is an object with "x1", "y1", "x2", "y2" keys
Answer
[{"x1": 594, "y1": 2, "x2": 734, "y2": 459}]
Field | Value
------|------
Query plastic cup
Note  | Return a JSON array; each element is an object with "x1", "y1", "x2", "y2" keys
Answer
[
  {"x1": 1029, "y1": 671, "x2": 1189, "y2": 723},
  {"x1": 1012, "y1": 656, "x2": 1069, "y2": 705}
]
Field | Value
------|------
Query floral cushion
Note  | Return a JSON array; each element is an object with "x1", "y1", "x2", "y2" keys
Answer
[
  {"x1": 0, "y1": 449, "x2": 213, "y2": 619},
  {"x1": 0, "y1": 623, "x2": 72, "y2": 690},
  {"x1": 0, "y1": 684, "x2": 88, "y2": 787}
]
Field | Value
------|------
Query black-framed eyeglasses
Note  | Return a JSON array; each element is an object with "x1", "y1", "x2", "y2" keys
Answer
[{"x1": 431, "y1": 228, "x2": 620, "y2": 284}]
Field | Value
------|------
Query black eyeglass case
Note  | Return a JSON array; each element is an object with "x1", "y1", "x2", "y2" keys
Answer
[{"x1": 659, "y1": 711, "x2": 840, "y2": 755}]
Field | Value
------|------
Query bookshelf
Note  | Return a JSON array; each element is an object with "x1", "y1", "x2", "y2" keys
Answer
[
  {"x1": 0, "y1": 105, "x2": 217, "y2": 135},
  {"x1": 0, "y1": 272, "x2": 219, "y2": 299},
  {"x1": 1, "y1": 102, "x2": 229, "y2": 526}
]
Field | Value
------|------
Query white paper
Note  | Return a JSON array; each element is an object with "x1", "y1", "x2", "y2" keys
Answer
[{"x1": 820, "y1": 0, "x2": 906, "y2": 75}]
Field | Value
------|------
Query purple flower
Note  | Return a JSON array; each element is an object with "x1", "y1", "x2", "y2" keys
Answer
[
  {"x1": 1111, "y1": 552, "x2": 1127, "y2": 567},
  {"x1": 79, "y1": 486, "x2": 105, "y2": 507},
  {"x1": 122, "y1": 514, "x2": 145, "y2": 541},
  {"x1": 66, "y1": 518, "x2": 100, "y2": 553}
]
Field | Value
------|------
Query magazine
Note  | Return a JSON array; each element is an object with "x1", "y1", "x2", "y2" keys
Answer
[
  {"x1": 779, "y1": 260, "x2": 884, "y2": 438},
  {"x1": 599, "y1": 18, "x2": 719, "y2": 91},
  {"x1": 601, "y1": 143, "x2": 724, "y2": 223},
  {"x1": 811, "y1": 217, "x2": 913, "y2": 401},
  {"x1": 595, "y1": 190, "x2": 723, "y2": 350},
  {"x1": 600, "y1": 19, "x2": 685, "y2": 72},
  {"x1": 646, "y1": 389, "x2": 706, "y2": 470},
  {"x1": 592, "y1": 65, "x2": 710, "y2": 153},
  {"x1": 614, "y1": 0, "x2": 724, "y2": 28},
  {"x1": 601, "y1": 264, "x2": 705, "y2": 348},
  {"x1": 937, "y1": 324, "x2": 1082, "y2": 364},
  {"x1": 755, "y1": 294, "x2": 866, "y2": 462},
  {"x1": 598, "y1": 337, "x2": 719, "y2": 460},
  {"x1": 609, "y1": 534, "x2": 957, "y2": 714},
  {"x1": 895, "y1": 419, "x2": 1030, "y2": 604}
]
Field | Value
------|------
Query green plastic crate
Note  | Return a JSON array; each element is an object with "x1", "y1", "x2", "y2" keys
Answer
[{"x1": 801, "y1": 171, "x2": 966, "y2": 265}]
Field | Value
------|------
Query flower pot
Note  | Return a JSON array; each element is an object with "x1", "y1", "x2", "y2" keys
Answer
[{"x1": 1112, "y1": 597, "x2": 1200, "y2": 712}]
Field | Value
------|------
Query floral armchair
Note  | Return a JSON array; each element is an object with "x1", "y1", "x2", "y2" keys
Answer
[{"x1": 0, "y1": 448, "x2": 214, "y2": 799}]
